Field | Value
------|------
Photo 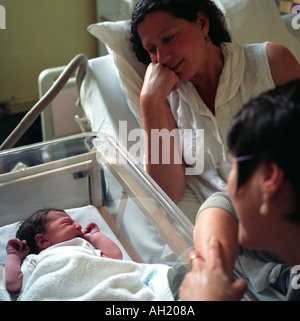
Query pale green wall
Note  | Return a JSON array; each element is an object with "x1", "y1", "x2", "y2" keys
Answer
[{"x1": 0, "y1": 0, "x2": 98, "y2": 112}]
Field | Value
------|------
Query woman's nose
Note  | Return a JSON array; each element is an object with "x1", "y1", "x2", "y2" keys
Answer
[{"x1": 156, "y1": 47, "x2": 172, "y2": 65}]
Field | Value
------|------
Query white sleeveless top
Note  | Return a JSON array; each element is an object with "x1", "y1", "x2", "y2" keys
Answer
[{"x1": 169, "y1": 42, "x2": 275, "y2": 204}]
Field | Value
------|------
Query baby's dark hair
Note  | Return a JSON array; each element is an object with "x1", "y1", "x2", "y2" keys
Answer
[{"x1": 16, "y1": 208, "x2": 66, "y2": 254}]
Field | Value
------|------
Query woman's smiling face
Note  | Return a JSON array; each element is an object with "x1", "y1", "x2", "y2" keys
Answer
[{"x1": 137, "y1": 10, "x2": 209, "y2": 81}]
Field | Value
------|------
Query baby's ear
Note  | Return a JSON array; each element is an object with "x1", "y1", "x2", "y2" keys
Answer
[{"x1": 35, "y1": 233, "x2": 50, "y2": 250}]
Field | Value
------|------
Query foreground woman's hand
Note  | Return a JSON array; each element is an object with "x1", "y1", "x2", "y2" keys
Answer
[{"x1": 179, "y1": 236, "x2": 248, "y2": 301}]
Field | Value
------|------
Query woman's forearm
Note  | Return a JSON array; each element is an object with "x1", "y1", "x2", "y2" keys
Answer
[
  {"x1": 194, "y1": 207, "x2": 239, "y2": 280},
  {"x1": 141, "y1": 97, "x2": 187, "y2": 202},
  {"x1": 140, "y1": 62, "x2": 186, "y2": 202}
]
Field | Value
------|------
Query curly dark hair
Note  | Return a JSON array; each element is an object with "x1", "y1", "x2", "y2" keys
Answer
[
  {"x1": 130, "y1": 0, "x2": 231, "y2": 65},
  {"x1": 16, "y1": 208, "x2": 66, "y2": 254}
]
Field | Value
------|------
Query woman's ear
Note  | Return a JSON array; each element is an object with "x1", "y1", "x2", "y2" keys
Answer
[
  {"x1": 35, "y1": 233, "x2": 50, "y2": 250},
  {"x1": 261, "y1": 162, "x2": 284, "y2": 203},
  {"x1": 196, "y1": 11, "x2": 209, "y2": 34}
]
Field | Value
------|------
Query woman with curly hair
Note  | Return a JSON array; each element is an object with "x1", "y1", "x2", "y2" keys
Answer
[{"x1": 130, "y1": 0, "x2": 300, "y2": 281}]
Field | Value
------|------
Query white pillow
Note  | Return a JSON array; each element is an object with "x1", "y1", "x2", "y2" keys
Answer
[
  {"x1": 213, "y1": 0, "x2": 300, "y2": 61},
  {"x1": 88, "y1": 20, "x2": 146, "y2": 125},
  {"x1": 87, "y1": 0, "x2": 300, "y2": 123}
]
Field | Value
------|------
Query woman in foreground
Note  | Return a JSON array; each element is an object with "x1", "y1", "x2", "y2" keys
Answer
[{"x1": 180, "y1": 78, "x2": 300, "y2": 301}]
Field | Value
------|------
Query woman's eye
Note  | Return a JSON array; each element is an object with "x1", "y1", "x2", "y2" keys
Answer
[
  {"x1": 163, "y1": 35, "x2": 175, "y2": 43},
  {"x1": 148, "y1": 47, "x2": 156, "y2": 54}
]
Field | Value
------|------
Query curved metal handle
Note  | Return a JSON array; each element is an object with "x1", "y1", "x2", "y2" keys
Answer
[{"x1": 0, "y1": 53, "x2": 88, "y2": 151}]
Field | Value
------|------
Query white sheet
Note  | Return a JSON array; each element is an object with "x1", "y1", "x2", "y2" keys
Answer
[{"x1": 17, "y1": 251, "x2": 174, "y2": 301}]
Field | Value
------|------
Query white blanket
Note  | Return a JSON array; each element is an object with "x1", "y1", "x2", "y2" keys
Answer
[{"x1": 17, "y1": 253, "x2": 174, "y2": 301}]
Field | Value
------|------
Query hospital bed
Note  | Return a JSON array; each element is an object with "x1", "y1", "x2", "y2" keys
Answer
[{"x1": 1, "y1": 0, "x2": 299, "y2": 301}]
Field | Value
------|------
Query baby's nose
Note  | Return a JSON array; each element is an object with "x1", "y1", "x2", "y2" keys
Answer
[{"x1": 74, "y1": 223, "x2": 82, "y2": 231}]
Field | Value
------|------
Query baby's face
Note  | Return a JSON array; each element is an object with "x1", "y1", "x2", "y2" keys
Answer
[{"x1": 43, "y1": 211, "x2": 84, "y2": 246}]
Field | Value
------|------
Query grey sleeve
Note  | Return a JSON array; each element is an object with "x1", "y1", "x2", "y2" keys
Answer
[
  {"x1": 197, "y1": 192, "x2": 286, "y2": 264},
  {"x1": 196, "y1": 192, "x2": 238, "y2": 223}
]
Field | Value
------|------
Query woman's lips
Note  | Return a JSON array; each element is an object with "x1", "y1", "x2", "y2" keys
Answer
[{"x1": 171, "y1": 60, "x2": 183, "y2": 73}]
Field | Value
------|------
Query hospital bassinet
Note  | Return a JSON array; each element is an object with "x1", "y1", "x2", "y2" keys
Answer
[{"x1": 0, "y1": 132, "x2": 195, "y2": 300}]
